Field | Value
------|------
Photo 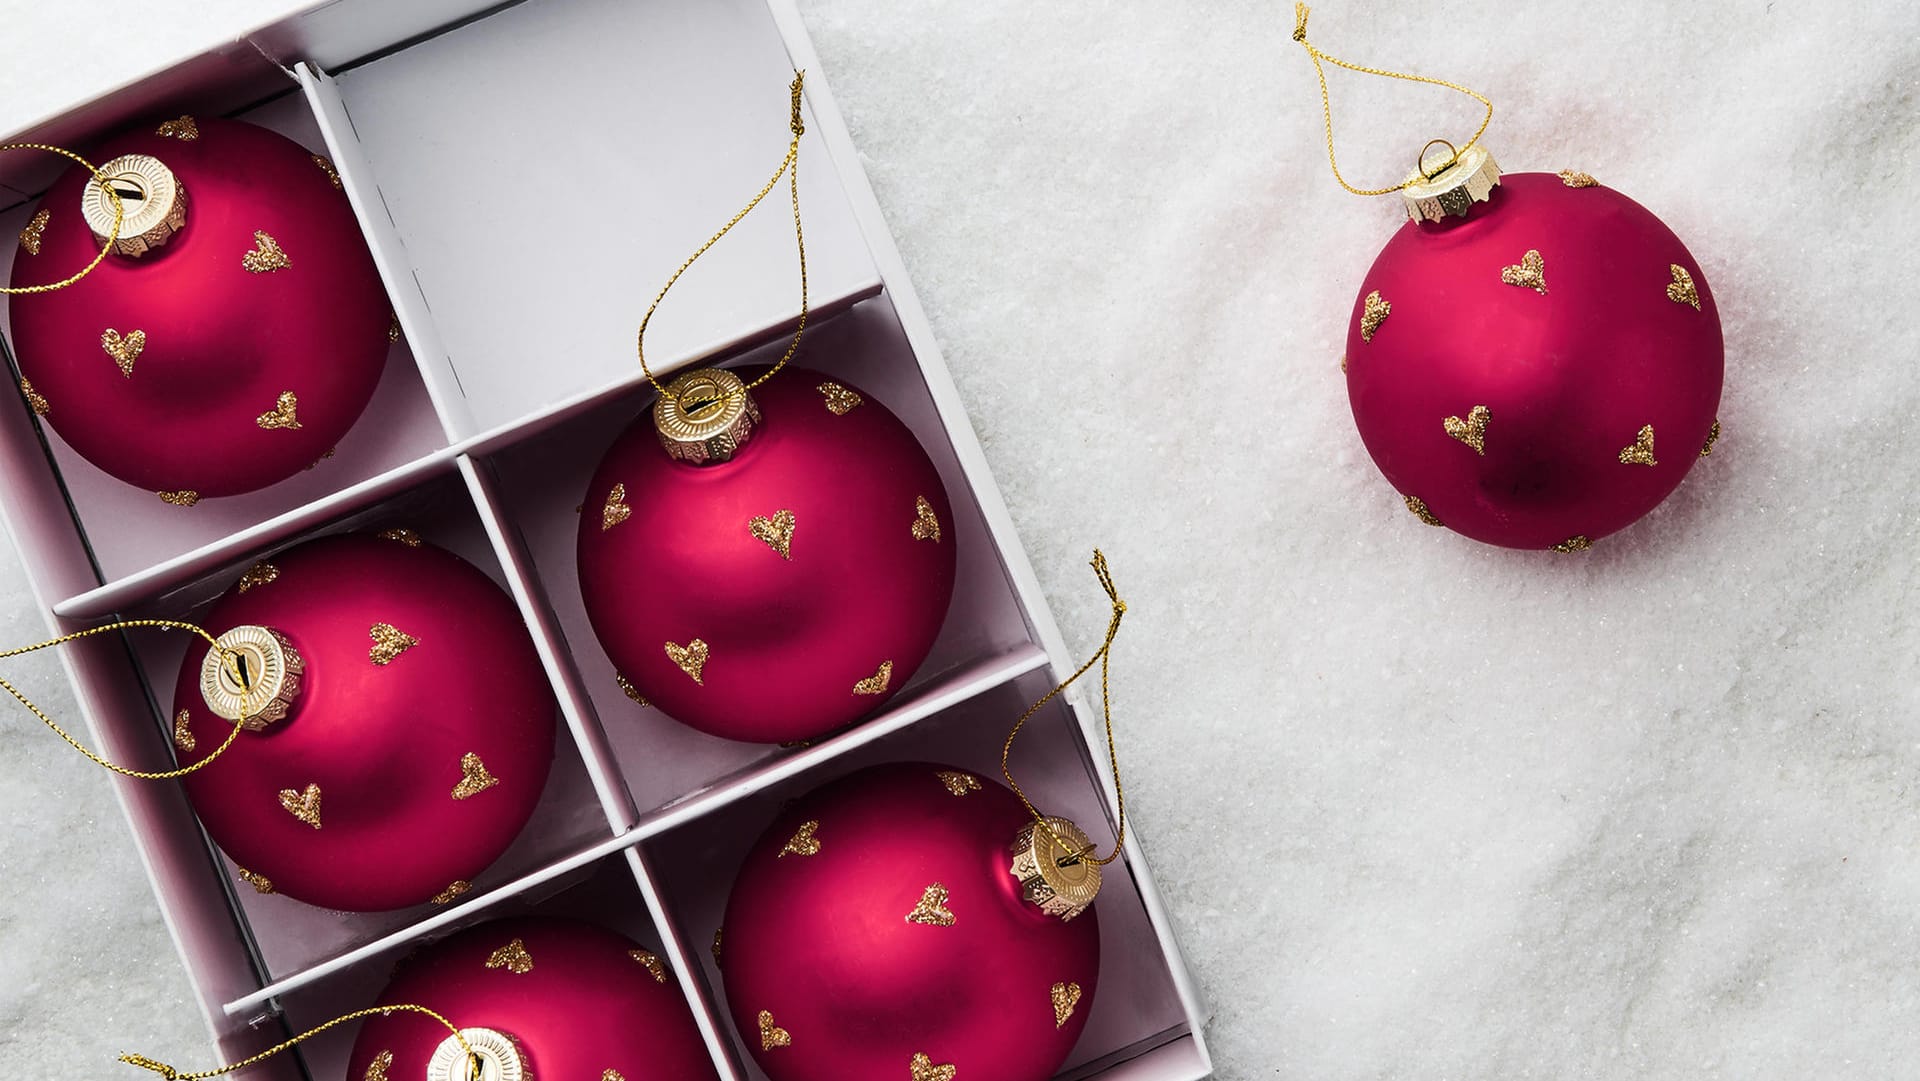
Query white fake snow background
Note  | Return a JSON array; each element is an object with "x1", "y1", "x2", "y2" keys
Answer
[{"x1": 2, "y1": 1, "x2": 1918, "y2": 1077}]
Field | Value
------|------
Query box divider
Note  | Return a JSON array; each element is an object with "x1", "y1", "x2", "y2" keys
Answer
[{"x1": 621, "y1": 847, "x2": 749, "y2": 1081}]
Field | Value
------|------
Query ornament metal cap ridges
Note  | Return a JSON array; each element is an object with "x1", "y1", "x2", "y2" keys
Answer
[
  {"x1": 81, "y1": 153, "x2": 189, "y2": 257},
  {"x1": 653, "y1": 367, "x2": 760, "y2": 465},
  {"x1": 425, "y1": 1027, "x2": 529, "y2": 1081},
  {"x1": 1401, "y1": 143, "x2": 1500, "y2": 224},
  {"x1": 197, "y1": 624, "x2": 303, "y2": 731},
  {"x1": 1010, "y1": 815, "x2": 1102, "y2": 921}
]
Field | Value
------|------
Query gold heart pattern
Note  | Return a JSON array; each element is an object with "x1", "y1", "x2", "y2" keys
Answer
[
  {"x1": 665, "y1": 638, "x2": 709, "y2": 684},
  {"x1": 629, "y1": 949, "x2": 668, "y2": 984},
  {"x1": 173, "y1": 709, "x2": 195, "y2": 752},
  {"x1": 852, "y1": 660, "x2": 893, "y2": 696},
  {"x1": 816, "y1": 381, "x2": 863, "y2": 415},
  {"x1": 377, "y1": 528, "x2": 423, "y2": 547},
  {"x1": 1551, "y1": 535, "x2": 1594, "y2": 554},
  {"x1": 1558, "y1": 169, "x2": 1598, "y2": 188},
  {"x1": 237, "y1": 867, "x2": 274, "y2": 895},
  {"x1": 935, "y1": 770, "x2": 981, "y2": 796},
  {"x1": 157, "y1": 490, "x2": 199, "y2": 507},
  {"x1": 749, "y1": 508, "x2": 797, "y2": 560},
  {"x1": 1701, "y1": 419, "x2": 1721, "y2": 457},
  {"x1": 155, "y1": 115, "x2": 199, "y2": 140},
  {"x1": 615, "y1": 674, "x2": 649, "y2": 706},
  {"x1": 1618, "y1": 424, "x2": 1658, "y2": 466},
  {"x1": 19, "y1": 378, "x2": 48, "y2": 416},
  {"x1": 256, "y1": 391, "x2": 302, "y2": 430},
  {"x1": 1359, "y1": 289, "x2": 1390, "y2": 342},
  {"x1": 430, "y1": 881, "x2": 471, "y2": 905},
  {"x1": 1443, "y1": 405, "x2": 1490, "y2": 456},
  {"x1": 758, "y1": 1010, "x2": 791, "y2": 1051},
  {"x1": 780, "y1": 820, "x2": 822, "y2": 858},
  {"x1": 601, "y1": 1072, "x2": 625, "y2": 1081},
  {"x1": 485, "y1": 937, "x2": 534, "y2": 974},
  {"x1": 388, "y1": 313, "x2": 402, "y2": 342},
  {"x1": 602, "y1": 483, "x2": 632, "y2": 531},
  {"x1": 1499, "y1": 249, "x2": 1548, "y2": 295},
  {"x1": 19, "y1": 208, "x2": 49, "y2": 255},
  {"x1": 101, "y1": 328, "x2": 145, "y2": 377},
  {"x1": 312, "y1": 154, "x2": 342, "y2": 190},
  {"x1": 242, "y1": 230, "x2": 292, "y2": 274},
  {"x1": 910, "y1": 495, "x2": 942, "y2": 542},
  {"x1": 712, "y1": 929, "x2": 723, "y2": 966},
  {"x1": 1051, "y1": 981, "x2": 1084, "y2": 1028},
  {"x1": 368, "y1": 623, "x2": 420, "y2": 665},
  {"x1": 906, "y1": 883, "x2": 957, "y2": 927},
  {"x1": 1403, "y1": 495, "x2": 1444, "y2": 527},
  {"x1": 237, "y1": 561, "x2": 279, "y2": 592},
  {"x1": 1667, "y1": 264, "x2": 1700, "y2": 310},
  {"x1": 451, "y1": 752, "x2": 499, "y2": 800},
  {"x1": 909, "y1": 1052, "x2": 957, "y2": 1081},
  {"x1": 363, "y1": 1049, "x2": 392, "y2": 1081},
  {"x1": 278, "y1": 783, "x2": 323, "y2": 829}
]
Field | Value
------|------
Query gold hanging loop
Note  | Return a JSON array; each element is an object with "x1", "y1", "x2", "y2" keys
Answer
[
  {"x1": 0, "y1": 619, "x2": 250, "y2": 778},
  {"x1": 120, "y1": 1004, "x2": 472, "y2": 1081},
  {"x1": 1002, "y1": 550, "x2": 1131, "y2": 868},
  {"x1": 1290, "y1": 3, "x2": 1494, "y2": 197},
  {"x1": 636, "y1": 71, "x2": 810, "y2": 407},
  {"x1": 0, "y1": 142, "x2": 124, "y2": 293}
]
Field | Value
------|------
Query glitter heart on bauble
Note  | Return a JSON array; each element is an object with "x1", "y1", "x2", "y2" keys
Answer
[
  {"x1": 347, "y1": 917, "x2": 719, "y2": 1081},
  {"x1": 720, "y1": 762, "x2": 1101, "y2": 1081},
  {"x1": 7, "y1": 115, "x2": 391, "y2": 499},
  {"x1": 170, "y1": 533, "x2": 555, "y2": 911},
  {"x1": 576, "y1": 366, "x2": 957, "y2": 744}
]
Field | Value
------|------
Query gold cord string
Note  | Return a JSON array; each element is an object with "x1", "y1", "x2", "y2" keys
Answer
[
  {"x1": 1290, "y1": 3, "x2": 1494, "y2": 197},
  {"x1": 0, "y1": 620, "x2": 250, "y2": 779},
  {"x1": 120, "y1": 1004, "x2": 473, "y2": 1081},
  {"x1": 637, "y1": 71, "x2": 810, "y2": 407},
  {"x1": 0, "y1": 142, "x2": 124, "y2": 293},
  {"x1": 1002, "y1": 550, "x2": 1130, "y2": 868}
]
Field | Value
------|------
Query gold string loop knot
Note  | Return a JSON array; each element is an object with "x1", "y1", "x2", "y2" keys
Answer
[{"x1": 119, "y1": 1054, "x2": 179, "y2": 1079}]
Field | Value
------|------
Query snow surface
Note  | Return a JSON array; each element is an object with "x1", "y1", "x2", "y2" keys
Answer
[{"x1": 3, "y1": 1, "x2": 1919, "y2": 1078}]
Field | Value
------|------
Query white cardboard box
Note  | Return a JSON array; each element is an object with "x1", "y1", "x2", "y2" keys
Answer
[{"x1": 0, "y1": 1, "x2": 1212, "y2": 1078}]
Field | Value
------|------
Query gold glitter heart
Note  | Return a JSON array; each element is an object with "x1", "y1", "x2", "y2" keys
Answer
[
  {"x1": 1618, "y1": 424, "x2": 1658, "y2": 466},
  {"x1": 451, "y1": 752, "x2": 499, "y2": 800},
  {"x1": 156, "y1": 115, "x2": 198, "y2": 140},
  {"x1": 665, "y1": 638, "x2": 709, "y2": 684},
  {"x1": 377, "y1": 528, "x2": 423, "y2": 547},
  {"x1": 1551, "y1": 535, "x2": 1594, "y2": 554},
  {"x1": 237, "y1": 561, "x2": 279, "y2": 592},
  {"x1": 1050, "y1": 981, "x2": 1083, "y2": 1028},
  {"x1": 256, "y1": 391, "x2": 302, "y2": 430},
  {"x1": 312, "y1": 154, "x2": 342, "y2": 190},
  {"x1": 1359, "y1": 289, "x2": 1390, "y2": 342},
  {"x1": 602, "y1": 1072, "x2": 625, "y2": 1081},
  {"x1": 368, "y1": 622, "x2": 420, "y2": 665},
  {"x1": 629, "y1": 949, "x2": 668, "y2": 984},
  {"x1": 1558, "y1": 169, "x2": 1597, "y2": 188},
  {"x1": 602, "y1": 483, "x2": 632, "y2": 531},
  {"x1": 909, "y1": 1053, "x2": 957, "y2": 1081},
  {"x1": 852, "y1": 660, "x2": 893, "y2": 696},
  {"x1": 1404, "y1": 495, "x2": 1444, "y2": 527},
  {"x1": 712, "y1": 929, "x2": 723, "y2": 966},
  {"x1": 19, "y1": 378, "x2": 48, "y2": 416},
  {"x1": 485, "y1": 937, "x2": 534, "y2": 974},
  {"x1": 278, "y1": 783, "x2": 322, "y2": 829},
  {"x1": 1499, "y1": 249, "x2": 1548, "y2": 295},
  {"x1": 816, "y1": 381, "x2": 863, "y2": 415},
  {"x1": 19, "y1": 208, "x2": 49, "y2": 255},
  {"x1": 780, "y1": 820, "x2": 822, "y2": 858},
  {"x1": 749, "y1": 509, "x2": 797, "y2": 560},
  {"x1": 101, "y1": 328, "x2": 145, "y2": 377},
  {"x1": 906, "y1": 883, "x2": 956, "y2": 927},
  {"x1": 936, "y1": 770, "x2": 981, "y2": 796},
  {"x1": 364, "y1": 1049, "x2": 392, "y2": 1081},
  {"x1": 173, "y1": 709, "x2": 195, "y2": 752},
  {"x1": 1443, "y1": 405, "x2": 1490, "y2": 456},
  {"x1": 237, "y1": 867, "x2": 274, "y2": 895},
  {"x1": 157, "y1": 490, "x2": 199, "y2": 506},
  {"x1": 388, "y1": 313, "x2": 402, "y2": 343},
  {"x1": 910, "y1": 495, "x2": 942, "y2": 542},
  {"x1": 242, "y1": 230, "x2": 291, "y2": 273},
  {"x1": 430, "y1": 881, "x2": 471, "y2": 905},
  {"x1": 758, "y1": 1010, "x2": 791, "y2": 1051},
  {"x1": 615, "y1": 674, "x2": 649, "y2": 705},
  {"x1": 1701, "y1": 419, "x2": 1721, "y2": 457},
  {"x1": 1666, "y1": 264, "x2": 1700, "y2": 310}
]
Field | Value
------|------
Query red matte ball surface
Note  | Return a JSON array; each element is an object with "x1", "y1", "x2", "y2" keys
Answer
[
  {"x1": 576, "y1": 367, "x2": 956, "y2": 743},
  {"x1": 171, "y1": 535, "x2": 555, "y2": 911},
  {"x1": 347, "y1": 917, "x2": 719, "y2": 1081},
  {"x1": 1344, "y1": 172, "x2": 1724, "y2": 549},
  {"x1": 8, "y1": 117, "x2": 389, "y2": 497},
  {"x1": 721, "y1": 762, "x2": 1099, "y2": 1081}
]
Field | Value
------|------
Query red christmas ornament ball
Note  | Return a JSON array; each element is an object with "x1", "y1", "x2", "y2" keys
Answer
[
  {"x1": 348, "y1": 917, "x2": 719, "y2": 1081},
  {"x1": 8, "y1": 116, "x2": 390, "y2": 497},
  {"x1": 171, "y1": 534, "x2": 555, "y2": 911},
  {"x1": 1345, "y1": 170, "x2": 1724, "y2": 550},
  {"x1": 721, "y1": 763, "x2": 1100, "y2": 1081},
  {"x1": 577, "y1": 366, "x2": 956, "y2": 744}
]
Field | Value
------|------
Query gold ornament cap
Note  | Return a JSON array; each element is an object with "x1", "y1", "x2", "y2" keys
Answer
[
  {"x1": 81, "y1": 153, "x2": 189, "y2": 257},
  {"x1": 1009, "y1": 816, "x2": 1102, "y2": 921},
  {"x1": 426, "y1": 1028, "x2": 528, "y2": 1081},
  {"x1": 197, "y1": 625, "x2": 303, "y2": 731},
  {"x1": 1401, "y1": 143, "x2": 1500, "y2": 224},
  {"x1": 653, "y1": 367, "x2": 760, "y2": 465}
]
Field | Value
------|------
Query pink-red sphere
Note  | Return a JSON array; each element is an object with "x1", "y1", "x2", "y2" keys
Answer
[
  {"x1": 347, "y1": 917, "x2": 719, "y2": 1081},
  {"x1": 171, "y1": 534, "x2": 555, "y2": 911},
  {"x1": 721, "y1": 762, "x2": 1099, "y2": 1081},
  {"x1": 577, "y1": 367, "x2": 956, "y2": 744},
  {"x1": 1344, "y1": 172, "x2": 1724, "y2": 549},
  {"x1": 8, "y1": 116, "x2": 390, "y2": 497}
]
